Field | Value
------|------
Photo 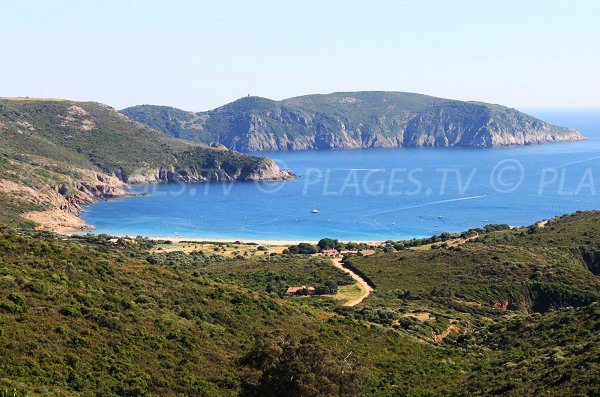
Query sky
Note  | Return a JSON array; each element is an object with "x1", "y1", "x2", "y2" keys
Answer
[{"x1": 1, "y1": 0, "x2": 599, "y2": 111}]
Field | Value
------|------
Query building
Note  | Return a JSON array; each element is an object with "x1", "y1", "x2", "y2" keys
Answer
[
  {"x1": 286, "y1": 286, "x2": 316, "y2": 296},
  {"x1": 321, "y1": 249, "x2": 339, "y2": 256},
  {"x1": 339, "y1": 250, "x2": 358, "y2": 255}
]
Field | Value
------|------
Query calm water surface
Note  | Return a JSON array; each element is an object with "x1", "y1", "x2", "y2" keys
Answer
[{"x1": 81, "y1": 109, "x2": 600, "y2": 240}]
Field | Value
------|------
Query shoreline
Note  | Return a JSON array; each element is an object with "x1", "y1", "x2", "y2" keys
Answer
[{"x1": 66, "y1": 232, "x2": 386, "y2": 246}]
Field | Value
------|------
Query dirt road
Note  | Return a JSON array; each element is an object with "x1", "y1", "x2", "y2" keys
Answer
[{"x1": 331, "y1": 257, "x2": 373, "y2": 306}]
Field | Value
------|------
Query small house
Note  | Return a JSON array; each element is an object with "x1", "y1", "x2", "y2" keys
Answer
[{"x1": 286, "y1": 286, "x2": 316, "y2": 296}]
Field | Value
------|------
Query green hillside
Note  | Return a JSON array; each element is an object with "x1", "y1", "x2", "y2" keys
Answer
[
  {"x1": 456, "y1": 303, "x2": 600, "y2": 396},
  {"x1": 0, "y1": 98, "x2": 291, "y2": 180},
  {"x1": 0, "y1": 212, "x2": 598, "y2": 396},
  {"x1": 343, "y1": 212, "x2": 600, "y2": 341},
  {"x1": 0, "y1": 98, "x2": 293, "y2": 230},
  {"x1": 0, "y1": 230, "x2": 462, "y2": 396},
  {"x1": 121, "y1": 92, "x2": 585, "y2": 151}
]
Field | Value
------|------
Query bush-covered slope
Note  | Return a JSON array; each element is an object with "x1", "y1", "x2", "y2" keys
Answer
[
  {"x1": 0, "y1": 98, "x2": 292, "y2": 182},
  {"x1": 342, "y1": 212, "x2": 600, "y2": 343},
  {"x1": 0, "y1": 212, "x2": 599, "y2": 395},
  {"x1": 456, "y1": 303, "x2": 600, "y2": 396},
  {"x1": 0, "y1": 230, "x2": 464, "y2": 396},
  {"x1": 146, "y1": 249, "x2": 355, "y2": 296},
  {"x1": 0, "y1": 98, "x2": 293, "y2": 230},
  {"x1": 121, "y1": 92, "x2": 585, "y2": 151}
]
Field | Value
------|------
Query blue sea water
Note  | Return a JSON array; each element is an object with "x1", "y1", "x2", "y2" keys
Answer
[{"x1": 80, "y1": 109, "x2": 600, "y2": 241}]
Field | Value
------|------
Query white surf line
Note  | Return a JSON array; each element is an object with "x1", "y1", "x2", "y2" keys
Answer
[
  {"x1": 334, "y1": 168, "x2": 386, "y2": 171},
  {"x1": 549, "y1": 155, "x2": 600, "y2": 169},
  {"x1": 331, "y1": 257, "x2": 373, "y2": 307},
  {"x1": 360, "y1": 195, "x2": 487, "y2": 220}
]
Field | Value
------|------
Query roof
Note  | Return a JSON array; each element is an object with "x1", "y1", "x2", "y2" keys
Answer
[{"x1": 286, "y1": 286, "x2": 315, "y2": 294}]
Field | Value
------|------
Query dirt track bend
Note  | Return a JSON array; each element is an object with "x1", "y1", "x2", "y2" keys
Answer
[{"x1": 331, "y1": 257, "x2": 373, "y2": 306}]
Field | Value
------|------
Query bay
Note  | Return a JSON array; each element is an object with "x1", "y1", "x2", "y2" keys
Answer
[{"x1": 80, "y1": 108, "x2": 600, "y2": 241}]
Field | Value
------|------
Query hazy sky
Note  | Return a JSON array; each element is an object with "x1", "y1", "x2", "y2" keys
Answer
[{"x1": 1, "y1": 0, "x2": 599, "y2": 110}]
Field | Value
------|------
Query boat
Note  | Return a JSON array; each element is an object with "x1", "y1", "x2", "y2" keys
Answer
[{"x1": 311, "y1": 209, "x2": 319, "y2": 214}]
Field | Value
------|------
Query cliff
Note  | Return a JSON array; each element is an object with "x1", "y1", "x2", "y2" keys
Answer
[{"x1": 122, "y1": 92, "x2": 586, "y2": 151}]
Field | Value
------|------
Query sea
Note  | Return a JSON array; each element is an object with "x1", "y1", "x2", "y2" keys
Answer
[{"x1": 80, "y1": 108, "x2": 600, "y2": 241}]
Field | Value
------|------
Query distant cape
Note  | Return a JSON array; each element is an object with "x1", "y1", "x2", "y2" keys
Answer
[{"x1": 121, "y1": 91, "x2": 586, "y2": 151}]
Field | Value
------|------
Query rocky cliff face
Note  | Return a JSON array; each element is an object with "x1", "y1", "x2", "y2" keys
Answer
[
  {"x1": 125, "y1": 158, "x2": 295, "y2": 184},
  {"x1": 122, "y1": 92, "x2": 586, "y2": 151},
  {"x1": 0, "y1": 165, "x2": 133, "y2": 232}
]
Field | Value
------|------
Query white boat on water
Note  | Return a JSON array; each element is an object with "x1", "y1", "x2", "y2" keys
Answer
[{"x1": 311, "y1": 209, "x2": 319, "y2": 213}]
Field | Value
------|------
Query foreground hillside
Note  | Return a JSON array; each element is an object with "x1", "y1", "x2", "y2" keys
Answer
[
  {"x1": 0, "y1": 98, "x2": 293, "y2": 231},
  {"x1": 121, "y1": 92, "x2": 585, "y2": 151},
  {"x1": 0, "y1": 230, "x2": 464, "y2": 396},
  {"x1": 0, "y1": 212, "x2": 598, "y2": 396}
]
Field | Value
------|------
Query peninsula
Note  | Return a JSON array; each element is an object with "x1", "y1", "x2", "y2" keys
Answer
[{"x1": 122, "y1": 91, "x2": 586, "y2": 151}]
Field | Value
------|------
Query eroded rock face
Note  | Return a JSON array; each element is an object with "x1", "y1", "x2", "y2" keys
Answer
[
  {"x1": 124, "y1": 159, "x2": 295, "y2": 184},
  {"x1": 49, "y1": 172, "x2": 130, "y2": 217},
  {"x1": 1, "y1": 168, "x2": 131, "y2": 232},
  {"x1": 246, "y1": 159, "x2": 296, "y2": 181}
]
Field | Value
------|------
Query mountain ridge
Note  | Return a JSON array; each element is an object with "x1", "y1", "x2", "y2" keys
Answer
[{"x1": 121, "y1": 91, "x2": 586, "y2": 151}]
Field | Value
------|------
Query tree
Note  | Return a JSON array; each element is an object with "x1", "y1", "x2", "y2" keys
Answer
[
  {"x1": 298, "y1": 243, "x2": 317, "y2": 254},
  {"x1": 240, "y1": 336, "x2": 363, "y2": 397},
  {"x1": 324, "y1": 280, "x2": 338, "y2": 294},
  {"x1": 318, "y1": 238, "x2": 338, "y2": 251},
  {"x1": 288, "y1": 243, "x2": 317, "y2": 255}
]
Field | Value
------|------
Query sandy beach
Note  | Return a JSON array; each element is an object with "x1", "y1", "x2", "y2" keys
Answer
[{"x1": 89, "y1": 234, "x2": 385, "y2": 246}]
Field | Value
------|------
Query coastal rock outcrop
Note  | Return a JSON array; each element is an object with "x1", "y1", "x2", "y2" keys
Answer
[{"x1": 124, "y1": 158, "x2": 295, "y2": 184}]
